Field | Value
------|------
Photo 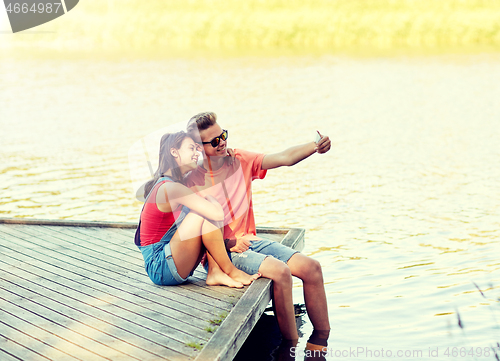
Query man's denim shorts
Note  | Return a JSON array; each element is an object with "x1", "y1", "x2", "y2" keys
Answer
[{"x1": 228, "y1": 239, "x2": 299, "y2": 275}]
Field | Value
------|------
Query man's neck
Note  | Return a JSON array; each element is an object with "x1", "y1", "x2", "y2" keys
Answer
[{"x1": 203, "y1": 156, "x2": 225, "y2": 172}]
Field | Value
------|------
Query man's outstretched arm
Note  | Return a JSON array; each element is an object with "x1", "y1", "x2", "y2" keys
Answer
[{"x1": 261, "y1": 133, "x2": 331, "y2": 170}]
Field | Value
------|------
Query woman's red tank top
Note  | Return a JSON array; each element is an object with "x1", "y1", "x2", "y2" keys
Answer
[{"x1": 139, "y1": 180, "x2": 182, "y2": 247}]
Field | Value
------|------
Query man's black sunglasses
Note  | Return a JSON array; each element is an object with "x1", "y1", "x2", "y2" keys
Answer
[{"x1": 201, "y1": 129, "x2": 228, "y2": 148}]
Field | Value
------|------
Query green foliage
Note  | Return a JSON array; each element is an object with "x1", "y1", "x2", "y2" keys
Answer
[
  {"x1": 185, "y1": 341, "x2": 203, "y2": 351},
  {"x1": 208, "y1": 311, "x2": 228, "y2": 326},
  {"x1": 204, "y1": 326, "x2": 216, "y2": 333}
]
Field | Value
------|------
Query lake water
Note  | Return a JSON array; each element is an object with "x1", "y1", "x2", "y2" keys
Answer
[{"x1": 1, "y1": 54, "x2": 499, "y2": 360}]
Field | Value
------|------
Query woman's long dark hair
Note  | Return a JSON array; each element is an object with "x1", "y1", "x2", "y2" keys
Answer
[{"x1": 143, "y1": 131, "x2": 189, "y2": 199}]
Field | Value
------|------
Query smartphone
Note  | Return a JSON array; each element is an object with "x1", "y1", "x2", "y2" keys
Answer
[{"x1": 314, "y1": 131, "x2": 322, "y2": 144}]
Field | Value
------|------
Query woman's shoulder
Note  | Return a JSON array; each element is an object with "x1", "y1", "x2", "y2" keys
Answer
[{"x1": 158, "y1": 179, "x2": 193, "y2": 197}]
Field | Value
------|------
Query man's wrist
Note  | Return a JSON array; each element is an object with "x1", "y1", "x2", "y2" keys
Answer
[{"x1": 224, "y1": 239, "x2": 236, "y2": 250}]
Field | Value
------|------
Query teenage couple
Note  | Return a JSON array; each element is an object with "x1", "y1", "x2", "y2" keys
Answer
[{"x1": 134, "y1": 112, "x2": 331, "y2": 351}]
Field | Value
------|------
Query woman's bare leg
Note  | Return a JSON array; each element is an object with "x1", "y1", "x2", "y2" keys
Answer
[
  {"x1": 205, "y1": 253, "x2": 244, "y2": 288},
  {"x1": 199, "y1": 220, "x2": 259, "y2": 285},
  {"x1": 168, "y1": 212, "x2": 205, "y2": 278},
  {"x1": 169, "y1": 212, "x2": 258, "y2": 285}
]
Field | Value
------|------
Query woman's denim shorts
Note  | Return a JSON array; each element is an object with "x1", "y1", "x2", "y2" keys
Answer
[{"x1": 137, "y1": 207, "x2": 192, "y2": 286}]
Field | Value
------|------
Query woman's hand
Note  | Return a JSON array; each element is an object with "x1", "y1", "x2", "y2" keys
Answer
[{"x1": 225, "y1": 148, "x2": 236, "y2": 165}]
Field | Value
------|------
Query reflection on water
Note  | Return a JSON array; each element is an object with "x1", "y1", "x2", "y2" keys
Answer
[{"x1": 1, "y1": 55, "x2": 500, "y2": 360}]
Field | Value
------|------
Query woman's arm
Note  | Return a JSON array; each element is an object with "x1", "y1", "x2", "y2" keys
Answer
[{"x1": 164, "y1": 182, "x2": 224, "y2": 222}]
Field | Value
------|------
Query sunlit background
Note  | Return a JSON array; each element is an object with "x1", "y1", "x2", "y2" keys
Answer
[
  {"x1": 1, "y1": 1, "x2": 500, "y2": 360},
  {"x1": 2, "y1": 0, "x2": 500, "y2": 56}
]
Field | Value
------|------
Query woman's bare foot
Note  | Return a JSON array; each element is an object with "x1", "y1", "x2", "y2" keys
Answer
[
  {"x1": 206, "y1": 266, "x2": 244, "y2": 288},
  {"x1": 228, "y1": 268, "x2": 260, "y2": 286}
]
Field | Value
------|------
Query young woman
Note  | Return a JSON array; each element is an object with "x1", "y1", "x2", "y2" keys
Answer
[{"x1": 134, "y1": 131, "x2": 259, "y2": 288}]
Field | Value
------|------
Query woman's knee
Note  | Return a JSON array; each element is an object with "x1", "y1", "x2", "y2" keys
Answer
[
  {"x1": 182, "y1": 211, "x2": 204, "y2": 226},
  {"x1": 175, "y1": 212, "x2": 204, "y2": 241},
  {"x1": 200, "y1": 218, "x2": 220, "y2": 235}
]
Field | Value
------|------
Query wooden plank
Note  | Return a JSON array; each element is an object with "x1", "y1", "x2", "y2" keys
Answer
[
  {"x1": 0, "y1": 257, "x2": 211, "y2": 344},
  {"x1": 38, "y1": 225, "x2": 145, "y2": 265},
  {"x1": 0, "y1": 301, "x2": 112, "y2": 361},
  {"x1": 22, "y1": 224, "x2": 238, "y2": 303},
  {"x1": 0, "y1": 236, "x2": 227, "y2": 358},
  {"x1": 0, "y1": 349, "x2": 24, "y2": 361},
  {"x1": 45, "y1": 225, "x2": 242, "y2": 298},
  {"x1": 0, "y1": 229, "x2": 229, "y2": 321},
  {"x1": 0, "y1": 236, "x2": 209, "y2": 358},
  {"x1": 0, "y1": 237, "x2": 220, "y2": 321},
  {"x1": 0, "y1": 219, "x2": 305, "y2": 361},
  {"x1": 0, "y1": 274, "x2": 191, "y2": 360},
  {"x1": 0, "y1": 251, "x2": 218, "y2": 341},
  {"x1": 0, "y1": 217, "x2": 137, "y2": 228},
  {"x1": 0, "y1": 256, "x2": 225, "y2": 344},
  {"x1": 195, "y1": 228, "x2": 304, "y2": 361},
  {"x1": 61, "y1": 226, "x2": 279, "y2": 301},
  {"x1": 0, "y1": 320, "x2": 76, "y2": 361},
  {"x1": 47, "y1": 223, "x2": 239, "y2": 303},
  {"x1": 281, "y1": 228, "x2": 305, "y2": 252},
  {"x1": 107, "y1": 227, "x2": 139, "y2": 238},
  {"x1": 194, "y1": 278, "x2": 273, "y2": 361},
  {"x1": 63, "y1": 226, "x2": 139, "y2": 249},
  {"x1": 253, "y1": 226, "x2": 289, "y2": 234},
  {"x1": 0, "y1": 225, "x2": 234, "y2": 311},
  {"x1": 27, "y1": 225, "x2": 250, "y2": 304},
  {"x1": 63, "y1": 226, "x2": 257, "y2": 299},
  {"x1": 18, "y1": 225, "x2": 145, "y2": 274}
]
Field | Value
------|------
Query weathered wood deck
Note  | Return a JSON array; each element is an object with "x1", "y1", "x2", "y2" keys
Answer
[{"x1": 0, "y1": 218, "x2": 304, "y2": 361}]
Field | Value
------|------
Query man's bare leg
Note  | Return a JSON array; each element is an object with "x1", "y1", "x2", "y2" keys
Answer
[
  {"x1": 287, "y1": 253, "x2": 330, "y2": 349},
  {"x1": 258, "y1": 256, "x2": 298, "y2": 341}
]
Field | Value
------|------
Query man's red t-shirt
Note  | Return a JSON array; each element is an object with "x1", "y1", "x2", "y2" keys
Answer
[{"x1": 187, "y1": 149, "x2": 267, "y2": 241}]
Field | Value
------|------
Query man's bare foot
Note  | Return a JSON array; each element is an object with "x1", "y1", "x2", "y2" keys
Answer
[
  {"x1": 229, "y1": 268, "x2": 260, "y2": 286},
  {"x1": 206, "y1": 266, "x2": 244, "y2": 288}
]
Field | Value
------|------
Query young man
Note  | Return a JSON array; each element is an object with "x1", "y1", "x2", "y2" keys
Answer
[{"x1": 186, "y1": 112, "x2": 331, "y2": 352}]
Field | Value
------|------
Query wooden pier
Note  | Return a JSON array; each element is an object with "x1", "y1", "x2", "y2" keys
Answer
[{"x1": 0, "y1": 218, "x2": 304, "y2": 361}]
